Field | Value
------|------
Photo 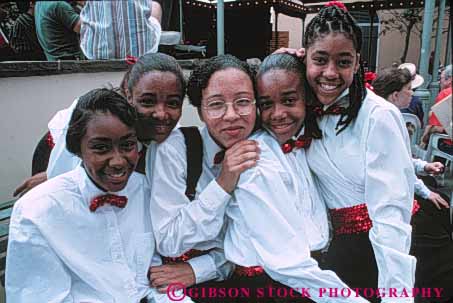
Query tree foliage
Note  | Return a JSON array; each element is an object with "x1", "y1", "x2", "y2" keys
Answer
[{"x1": 379, "y1": 8, "x2": 450, "y2": 63}]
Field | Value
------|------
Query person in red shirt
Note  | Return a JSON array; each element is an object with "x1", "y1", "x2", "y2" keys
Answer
[{"x1": 421, "y1": 64, "x2": 452, "y2": 154}]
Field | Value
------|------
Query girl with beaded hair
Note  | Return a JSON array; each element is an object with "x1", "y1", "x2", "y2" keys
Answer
[{"x1": 283, "y1": 1, "x2": 416, "y2": 302}]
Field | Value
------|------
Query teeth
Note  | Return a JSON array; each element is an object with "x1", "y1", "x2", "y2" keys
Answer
[
  {"x1": 108, "y1": 171, "x2": 126, "y2": 178},
  {"x1": 155, "y1": 125, "x2": 169, "y2": 130},
  {"x1": 320, "y1": 84, "x2": 338, "y2": 91},
  {"x1": 273, "y1": 124, "x2": 290, "y2": 129}
]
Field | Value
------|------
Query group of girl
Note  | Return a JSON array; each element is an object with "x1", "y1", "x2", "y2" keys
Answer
[{"x1": 6, "y1": 2, "x2": 449, "y2": 303}]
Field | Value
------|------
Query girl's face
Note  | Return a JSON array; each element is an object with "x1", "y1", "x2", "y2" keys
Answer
[
  {"x1": 306, "y1": 33, "x2": 360, "y2": 105},
  {"x1": 199, "y1": 68, "x2": 256, "y2": 149},
  {"x1": 257, "y1": 69, "x2": 305, "y2": 144},
  {"x1": 80, "y1": 112, "x2": 138, "y2": 192},
  {"x1": 128, "y1": 71, "x2": 183, "y2": 143}
]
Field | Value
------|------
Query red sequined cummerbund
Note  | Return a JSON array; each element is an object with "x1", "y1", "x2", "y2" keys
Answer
[
  {"x1": 162, "y1": 249, "x2": 210, "y2": 264},
  {"x1": 330, "y1": 201, "x2": 420, "y2": 236},
  {"x1": 234, "y1": 265, "x2": 265, "y2": 277}
]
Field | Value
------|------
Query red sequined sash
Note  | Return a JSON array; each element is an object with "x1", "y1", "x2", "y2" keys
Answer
[
  {"x1": 234, "y1": 265, "x2": 265, "y2": 277},
  {"x1": 162, "y1": 249, "x2": 210, "y2": 264},
  {"x1": 330, "y1": 201, "x2": 420, "y2": 236}
]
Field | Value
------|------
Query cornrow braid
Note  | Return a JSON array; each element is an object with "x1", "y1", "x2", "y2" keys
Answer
[{"x1": 303, "y1": 4, "x2": 367, "y2": 135}]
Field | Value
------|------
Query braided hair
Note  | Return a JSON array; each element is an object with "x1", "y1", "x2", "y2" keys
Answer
[{"x1": 304, "y1": 2, "x2": 367, "y2": 135}]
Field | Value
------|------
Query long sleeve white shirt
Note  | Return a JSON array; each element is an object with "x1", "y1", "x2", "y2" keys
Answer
[
  {"x1": 224, "y1": 129, "x2": 367, "y2": 303},
  {"x1": 306, "y1": 89, "x2": 416, "y2": 303},
  {"x1": 414, "y1": 178, "x2": 431, "y2": 199},
  {"x1": 412, "y1": 158, "x2": 428, "y2": 174},
  {"x1": 148, "y1": 127, "x2": 234, "y2": 284},
  {"x1": 412, "y1": 158, "x2": 431, "y2": 199},
  {"x1": 6, "y1": 166, "x2": 191, "y2": 303}
]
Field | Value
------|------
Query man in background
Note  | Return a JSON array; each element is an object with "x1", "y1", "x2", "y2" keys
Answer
[
  {"x1": 79, "y1": 0, "x2": 163, "y2": 59},
  {"x1": 9, "y1": 1, "x2": 46, "y2": 61},
  {"x1": 35, "y1": 1, "x2": 83, "y2": 61}
]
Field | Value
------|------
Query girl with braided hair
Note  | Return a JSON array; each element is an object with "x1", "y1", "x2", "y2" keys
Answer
[{"x1": 286, "y1": 2, "x2": 416, "y2": 302}]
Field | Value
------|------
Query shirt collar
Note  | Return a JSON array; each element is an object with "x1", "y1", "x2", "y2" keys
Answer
[
  {"x1": 139, "y1": 123, "x2": 181, "y2": 149},
  {"x1": 75, "y1": 165, "x2": 130, "y2": 209},
  {"x1": 323, "y1": 88, "x2": 350, "y2": 110},
  {"x1": 263, "y1": 125, "x2": 305, "y2": 143},
  {"x1": 201, "y1": 126, "x2": 224, "y2": 168}
]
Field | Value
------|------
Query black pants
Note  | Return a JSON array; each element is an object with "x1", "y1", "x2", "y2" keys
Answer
[
  {"x1": 411, "y1": 183, "x2": 453, "y2": 303},
  {"x1": 322, "y1": 232, "x2": 380, "y2": 303},
  {"x1": 225, "y1": 254, "x2": 321, "y2": 303}
]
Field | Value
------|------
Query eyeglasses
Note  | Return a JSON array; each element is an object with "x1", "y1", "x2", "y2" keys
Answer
[{"x1": 202, "y1": 98, "x2": 256, "y2": 119}]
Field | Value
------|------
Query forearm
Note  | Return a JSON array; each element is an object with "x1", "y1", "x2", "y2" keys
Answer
[
  {"x1": 152, "y1": 180, "x2": 230, "y2": 257},
  {"x1": 414, "y1": 177, "x2": 431, "y2": 199},
  {"x1": 412, "y1": 158, "x2": 428, "y2": 174},
  {"x1": 151, "y1": 1, "x2": 162, "y2": 23},
  {"x1": 365, "y1": 108, "x2": 416, "y2": 297},
  {"x1": 187, "y1": 253, "x2": 218, "y2": 284},
  {"x1": 368, "y1": 207, "x2": 416, "y2": 297}
]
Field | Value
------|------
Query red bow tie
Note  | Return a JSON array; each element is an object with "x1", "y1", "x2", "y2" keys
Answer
[
  {"x1": 281, "y1": 136, "x2": 312, "y2": 154},
  {"x1": 213, "y1": 150, "x2": 225, "y2": 165},
  {"x1": 312, "y1": 105, "x2": 347, "y2": 117},
  {"x1": 89, "y1": 194, "x2": 128, "y2": 212}
]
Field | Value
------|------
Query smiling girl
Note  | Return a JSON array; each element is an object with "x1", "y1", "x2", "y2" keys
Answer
[
  {"x1": 301, "y1": 3, "x2": 416, "y2": 302},
  {"x1": 6, "y1": 89, "x2": 192, "y2": 303},
  {"x1": 43, "y1": 52, "x2": 186, "y2": 179},
  {"x1": 218, "y1": 53, "x2": 367, "y2": 303},
  {"x1": 148, "y1": 55, "x2": 260, "y2": 301}
]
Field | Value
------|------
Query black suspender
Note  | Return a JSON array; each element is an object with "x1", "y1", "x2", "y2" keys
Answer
[{"x1": 180, "y1": 127, "x2": 203, "y2": 201}]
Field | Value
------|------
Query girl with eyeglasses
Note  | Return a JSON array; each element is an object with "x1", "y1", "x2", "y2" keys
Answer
[{"x1": 148, "y1": 54, "x2": 260, "y2": 301}]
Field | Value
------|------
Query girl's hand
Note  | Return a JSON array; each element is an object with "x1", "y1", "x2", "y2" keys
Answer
[{"x1": 273, "y1": 47, "x2": 305, "y2": 58}]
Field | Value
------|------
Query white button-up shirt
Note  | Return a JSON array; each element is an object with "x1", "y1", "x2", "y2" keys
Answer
[
  {"x1": 306, "y1": 89, "x2": 416, "y2": 303},
  {"x1": 224, "y1": 129, "x2": 367, "y2": 303},
  {"x1": 412, "y1": 158, "x2": 431, "y2": 199},
  {"x1": 148, "y1": 127, "x2": 234, "y2": 284},
  {"x1": 6, "y1": 166, "x2": 191, "y2": 303}
]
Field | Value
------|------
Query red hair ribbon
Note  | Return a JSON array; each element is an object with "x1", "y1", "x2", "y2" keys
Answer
[
  {"x1": 364, "y1": 71, "x2": 377, "y2": 83},
  {"x1": 325, "y1": 1, "x2": 348, "y2": 12},
  {"x1": 125, "y1": 55, "x2": 138, "y2": 65}
]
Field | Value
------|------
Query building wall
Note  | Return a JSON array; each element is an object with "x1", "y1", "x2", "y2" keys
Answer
[
  {"x1": 273, "y1": 13, "x2": 303, "y2": 49},
  {"x1": 377, "y1": 9, "x2": 450, "y2": 72}
]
